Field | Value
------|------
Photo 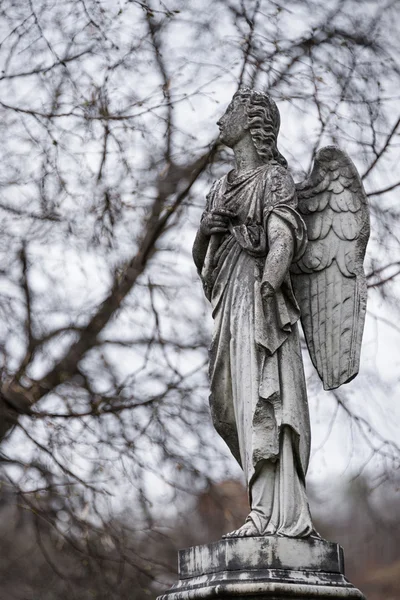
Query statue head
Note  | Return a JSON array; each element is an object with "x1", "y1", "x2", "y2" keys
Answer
[{"x1": 217, "y1": 88, "x2": 287, "y2": 168}]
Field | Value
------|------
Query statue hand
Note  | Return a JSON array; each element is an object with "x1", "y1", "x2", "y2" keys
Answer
[
  {"x1": 200, "y1": 209, "x2": 235, "y2": 236},
  {"x1": 261, "y1": 281, "x2": 275, "y2": 300}
]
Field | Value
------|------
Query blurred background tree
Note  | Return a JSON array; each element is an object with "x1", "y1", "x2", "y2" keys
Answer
[{"x1": 0, "y1": 0, "x2": 399, "y2": 598}]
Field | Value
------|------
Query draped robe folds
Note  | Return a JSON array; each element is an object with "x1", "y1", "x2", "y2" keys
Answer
[{"x1": 198, "y1": 163, "x2": 314, "y2": 537}]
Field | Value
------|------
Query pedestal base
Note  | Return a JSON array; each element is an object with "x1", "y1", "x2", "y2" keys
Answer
[{"x1": 157, "y1": 537, "x2": 365, "y2": 599}]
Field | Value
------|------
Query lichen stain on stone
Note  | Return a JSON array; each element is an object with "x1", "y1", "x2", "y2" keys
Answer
[{"x1": 252, "y1": 397, "x2": 279, "y2": 465}]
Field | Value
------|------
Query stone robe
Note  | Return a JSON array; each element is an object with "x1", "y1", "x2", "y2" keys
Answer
[{"x1": 198, "y1": 162, "x2": 314, "y2": 537}]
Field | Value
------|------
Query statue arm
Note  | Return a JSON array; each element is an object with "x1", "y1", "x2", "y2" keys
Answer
[
  {"x1": 260, "y1": 166, "x2": 306, "y2": 297},
  {"x1": 192, "y1": 228, "x2": 210, "y2": 273},
  {"x1": 261, "y1": 213, "x2": 294, "y2": 297}
]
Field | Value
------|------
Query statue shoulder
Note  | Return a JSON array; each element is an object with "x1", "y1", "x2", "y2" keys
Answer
[{"x1": 264, "y1": 162, "x2": 296, "y2": 207}]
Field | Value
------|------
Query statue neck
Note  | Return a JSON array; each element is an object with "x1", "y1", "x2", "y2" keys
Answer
[{"x1": 232, "y1": 133, "x2": 265, "y2": 173}]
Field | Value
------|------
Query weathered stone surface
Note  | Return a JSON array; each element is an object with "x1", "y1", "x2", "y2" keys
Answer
[
  {"x1": 159, "y1": 581, "x2": 365, "y2": 599},
  {"x1": 179, "y1": 537, "x2": 344, "y2": 578},
  {"x1": 159, "y1": 582, "x2": 365, "y2": 599},
  {"x1": 157, "y1": 538, "x2": 365, "y2": 600}
]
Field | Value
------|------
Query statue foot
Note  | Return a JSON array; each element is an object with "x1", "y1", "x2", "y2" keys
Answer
[{"x1": 222, "y1": 519, "x2": 260, "y2": 538}]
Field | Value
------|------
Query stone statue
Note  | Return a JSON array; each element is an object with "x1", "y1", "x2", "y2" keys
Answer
[
  {"x1": 159, "y1": 87, "x2": 369, "y2": 599},
  {"x1": 192, "y1": 88, "x2": 369, "y2": 540}
]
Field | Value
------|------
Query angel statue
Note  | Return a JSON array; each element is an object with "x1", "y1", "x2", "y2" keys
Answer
[{"x1": 192, "y1": 88, "x2": 369, "y2": 539}]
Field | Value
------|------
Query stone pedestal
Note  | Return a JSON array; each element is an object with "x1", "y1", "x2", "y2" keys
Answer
[{"x1": 157, "y1": 537, "x2": 365, "y2": 599}]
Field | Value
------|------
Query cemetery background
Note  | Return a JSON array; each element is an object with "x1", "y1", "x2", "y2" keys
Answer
[{"x1": 0, "y1": 0, "x2": 399, "y2": 598}]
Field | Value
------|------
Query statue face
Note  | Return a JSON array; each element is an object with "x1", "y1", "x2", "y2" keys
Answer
[{"x1": 217, "y1": 96, "x2": 248, "y2": 148}]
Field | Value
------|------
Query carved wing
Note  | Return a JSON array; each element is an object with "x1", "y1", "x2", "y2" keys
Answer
[{"x1": 291, "y1": 146, "x2": 370, "y2": 390}]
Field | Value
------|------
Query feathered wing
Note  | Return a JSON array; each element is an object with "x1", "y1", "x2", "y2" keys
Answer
[{"x1": 291, "y1": 146, "x2": 370, "y2": 390}]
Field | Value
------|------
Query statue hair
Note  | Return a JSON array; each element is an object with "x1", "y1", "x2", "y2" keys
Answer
[{"x1": 233, "y1": 88, "x2": 287, "y2": 168}]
